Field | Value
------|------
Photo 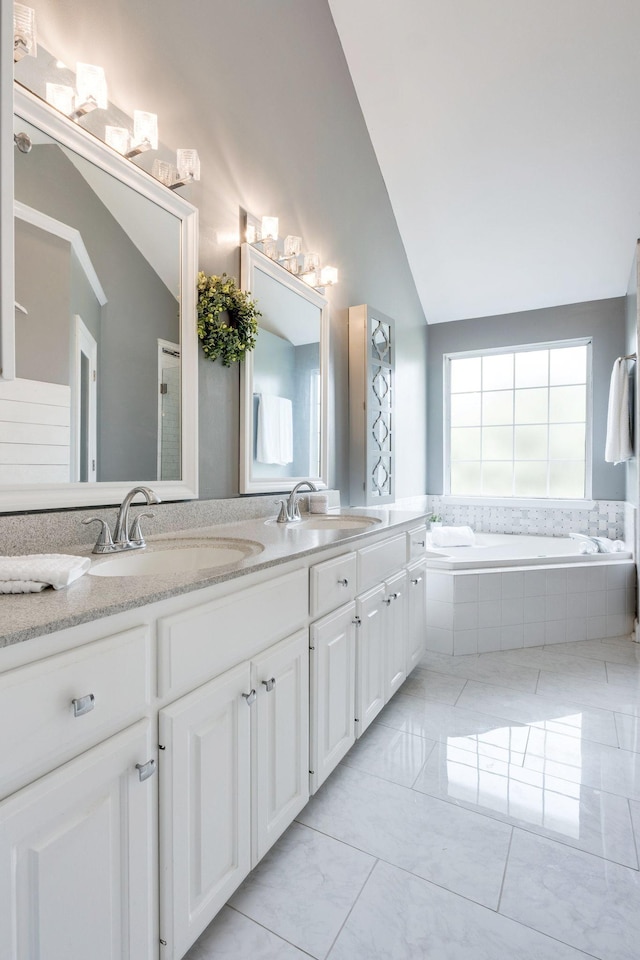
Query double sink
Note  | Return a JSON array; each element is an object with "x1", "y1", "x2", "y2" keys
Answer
[{"x1": 89, "y1": 514, "x2": 381, "y2": 578}]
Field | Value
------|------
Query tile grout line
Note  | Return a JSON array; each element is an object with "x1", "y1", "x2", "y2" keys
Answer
[
  {"x1": 322, "y1": 857, "x2": 379, "y2": 959},
  {"x1": 628, "y1": 798, "x2": 640, "y2": 871},
  {"x1": 495, "y1": 826, "x2": 514, "y2": 913},
  {"x1": 225, "y1": 904, "x2": 318, "y2": 958}
]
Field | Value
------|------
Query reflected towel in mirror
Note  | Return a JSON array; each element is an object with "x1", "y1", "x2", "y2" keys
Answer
[
  {"x1": 257, "y1": 394, "x2": 293, "y2": 465},
  {"x1": 605, "y1": 357, "x2": 633, "y2": 464}
]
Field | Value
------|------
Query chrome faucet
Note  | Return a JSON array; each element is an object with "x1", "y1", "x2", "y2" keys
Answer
[
  {"x1": 83, "y1": 485, "x2": 161, "y2": 554},
  {"x1": 276, "y1": 480, "x2": 318, "y2": 523}
]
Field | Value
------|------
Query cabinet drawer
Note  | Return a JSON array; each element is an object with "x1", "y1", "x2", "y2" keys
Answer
[
  {"x1": 357, "y1": 534, "x2": 406, "y2": 591},
  {"x1": 0, "y1": 625, "x2": 151, "y2": 800},
  {"x1": 157, "y1": 567, "x2": 308, "y2": 699},
  {"x1": 310, "y1": 552, "x2": 357, "y2": 618},
  {"x1": 408, "y1": 525, "x2": 427, "y2": 560}
]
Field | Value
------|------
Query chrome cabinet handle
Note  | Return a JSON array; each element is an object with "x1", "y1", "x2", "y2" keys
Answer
[
  {"x1": 337, "y1": 578, "x2": 349, "y2": 587},
  {"x1": 411, "y1": 576, "x2": 423, "y2": 585},
  {"x1": 383, "y1": 597, "x2": 392, "y2": 606},
  {"x1": 136, "y1": 759, "x2": 156, "y2": 782},
  {"x1": 352, "y1": 615, "x2": 362, "y2": 627},
  {"x1": 262, "y1": 677, "x2": 276, "y2": 692},
  {"x1": 72, "y1": 693, "x2": 95, "y2": 717},
  {"x1": 414, "y1": 540, "x2": 425, "y2": 547},
  {"x1": 242, "y1": 689, "x2": 257, "y2": 706}
]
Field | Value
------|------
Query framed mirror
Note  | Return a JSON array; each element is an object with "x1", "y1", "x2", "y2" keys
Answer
[
  {"x1": 0, "y1": 85, "x2": 198, "y2": 511},
  {"x1": 240, "y1": 243, "x2": 329, "y2": 493}
]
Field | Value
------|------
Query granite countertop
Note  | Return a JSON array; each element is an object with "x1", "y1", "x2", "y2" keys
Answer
[{"x1": 0, "y1": 507, "x2": 427, "y2": 648}]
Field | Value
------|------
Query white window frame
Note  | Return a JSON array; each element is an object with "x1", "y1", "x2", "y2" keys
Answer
[{"x1": 443, "y1": 337, "x2": 594, "y2": 507}]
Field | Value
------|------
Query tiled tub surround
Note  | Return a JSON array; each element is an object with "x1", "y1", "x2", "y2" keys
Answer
[{"x1": 426, "y1": 561, "x2": 636, "y2": 655}]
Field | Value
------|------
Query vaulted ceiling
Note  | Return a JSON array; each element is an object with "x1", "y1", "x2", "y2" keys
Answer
[{"x1": 329, "y1": 0, "x2": 640, "y2": 323}]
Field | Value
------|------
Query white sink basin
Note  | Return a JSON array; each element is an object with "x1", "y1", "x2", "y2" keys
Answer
[
  {"x1": 299, "y1": 515, "x2": 381, "y2": 531},
  {"x1": 89, "y1": 541, "x2": 261, "y2": 578}
]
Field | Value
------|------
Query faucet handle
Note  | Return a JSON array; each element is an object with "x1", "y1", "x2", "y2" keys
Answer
[
  {"x1": 275, "y1": 500, "x2": 289, "y2": 523},
  {"x1": 291, "y1": 496, "x2": 302, "y2": 521},
  {"x1": 129, "y1": 512, "x2": 155, "y2": 547},
  {"x1": 82, "y1": 517, "x2": 115, "y2": 554}
]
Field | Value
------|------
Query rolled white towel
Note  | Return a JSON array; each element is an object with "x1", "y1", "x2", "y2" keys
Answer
[
  {"x1": 0, "y1": 554, "x2": 91, "y2": 592},
  {"x1": 430, "y1": 525, "x2": 476, "y2": 547}
]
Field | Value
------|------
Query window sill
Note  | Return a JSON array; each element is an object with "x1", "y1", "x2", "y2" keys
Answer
[{"x1": 439, "y1": 496, "x2": 596, "y2": 510}]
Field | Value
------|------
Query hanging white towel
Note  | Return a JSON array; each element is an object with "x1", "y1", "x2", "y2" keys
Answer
[
  {"x1": 605, "y1": 358, "x2": 633, "y2": 464},
  {"x1": 256, "y1": 395, "x2": 293, "y2": 465},
  {"x1": 0, "y1": 553, "x2": 91, "y2": 593}
]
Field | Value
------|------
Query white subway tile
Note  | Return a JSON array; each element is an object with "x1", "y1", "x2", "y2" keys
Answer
[
  {"x1": 478, "y1": 600, "x2": 501, "y2": 628},
  {"x1": 453, "y1": 574, "x2": 479, "y2": 604},
  {"x1": 587, "y1": 592, "x2": 607, "y2": 618},
  {"x1": 545, "y1": 569, "x2": 567, "y2": 595},
  {"x1": 586, "y1": 616, "x2": 608, "y2": 640},
  {"x1": 565, "y1": 617, "x2": 587, "y2": 642},
  {"x1": 453, "y1": 602, "x2": 479, "y2": 630},
  {"x1": 607, "y1": 589, "x2": 628, "y2": 616},
  {"x1": 426, "y1": 572, "x2": 453, "y2": 603},
  {"x1": 454, "y1": 629, "x2": 478, "y2": 656},
  {"x1": 426, "y1": 600, "x2": 454, "y2": 630},
  {"x1": 477, "y1": 627, "x2": 500, "y2": 653},
  {"x1": 478, "y1": 572, "x2": 502, "y2": 600},
  {"x1": 544, "y1": 621, "x2": 566, "y2": 644},
  {"x1": 566, "y1": 567, "x2": 588, "y2": 593},
  {"x1": 500, "y1": 624, "x2": 524, "y2": 650},
  {"x1": 501, "y1": 572, "x2": 524, "y2": 598},
  {"x1": 545, "y1": 594, "x2": 567, "y2": 622},
  {"x1": 566, "y1": 592, "x2": 587, "y2": 619},
  {"x1": 501, "y1": 597, "x2": 524, "y2": 626},
  {"x1": 586, "y1": 567, "x2": 607, "y2": 592},
  {"x1": 425, "y1": 626, "x2": 454, "y2": 655},
  {"x1": 524, "y1": 569, "x2": 547, "y2": 597},
  {"x1": 523, "y1": 621, "x2": 546, "y2": 647}
]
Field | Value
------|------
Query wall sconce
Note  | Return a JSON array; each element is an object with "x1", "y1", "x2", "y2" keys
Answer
[
  {"x1": 152, "y1": 159, "x2": 178, "y2": 186},
  {"x1": 320, "y1": 266, "x2": 339, "y2": 286},
  {"x1": 172, "y1": 148, "x2": 201, "y2": 187},
  {"x1": 126, "y1": 110, "x2": 158, "y2": 157},
  {"x1": 70, "y1": 62, "x2": 108, "y2": 119},
  {"x1": 105, "y1": 126, "x2": 130, "y2": 154},
  {"x1": 261, "y1": 216, "x2": 279, "y2": 241},
  {"x1": 13, "y1": 3, "x2": 37, "y2": 62},
  {"x1": 46, "y1": 83, "x2": 75, "y2": 115},
  {"x1": 284, "y1": 235, "x2": 302, "y2": 257}
]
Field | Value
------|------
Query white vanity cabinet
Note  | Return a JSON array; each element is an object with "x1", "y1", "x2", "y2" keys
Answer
[
  {"x1": 383, "y1": 568, "x2": 408, "y2": 700},
  {"x1": 354, "y1": 583, "x2": 386, "y2": 738},
  {"x1": 406, "y1": 558, "x2": 427, "y2": 673}
]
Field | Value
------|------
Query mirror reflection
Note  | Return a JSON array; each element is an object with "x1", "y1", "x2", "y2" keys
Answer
[
  {"x1": 240, "y1": 245, "x2": 328, "y2": 493},
  {"x1": 8, "y1": 113, "x2": 182, "y2": 485}
]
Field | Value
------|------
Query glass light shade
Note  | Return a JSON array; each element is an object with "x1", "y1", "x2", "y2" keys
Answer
[
  {"x1": 133, "y1": 110, "x2": 159, "y2": 150},
  {"x1": 75, "y1": 63, "x2": 108, "y2": 110},
  {"x1": 261, "y1": 216, "x2": 279, "y2": 240},
  {"x1": 45, "y1": 83, "x2": 75, "y2": 115},
  {"x1": 176, "y1": 149, "x2": 201, "y2": 182},
  {"x1": 303, "y1": 252, "x2": 320, "y2": 274},
  {"x1": 262, "y1": 238, "x2": 278, "y2": 260},
  {"x1": 284, "y1": 235, "x2": 302, "y2": 257},
  {"x1": 320, "y1": 265, "x2": 338, "y2": 286},
  {"x1": 152, "y1": 159, "x2": 177, "y2": 186},
  {"x1": 105, "y1": 126, "x2": 130, "y2": 154},
  {"x1": 14, "y1": 3, "x2": 37, "y2": 61},
  {"x1": 301, "y1": 271, "x2": 318, "y2": 287},
  {"x1": 281, "y1": 256, "x2": 299, "y2": 274}
]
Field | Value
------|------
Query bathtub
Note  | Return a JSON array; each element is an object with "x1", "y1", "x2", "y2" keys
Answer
[
  {"x1": 426, "y1": 533, "x2": 632, "y2": 570},
  {"x1": 425, "y1": 533, "x2": 636, "y2": 655}
]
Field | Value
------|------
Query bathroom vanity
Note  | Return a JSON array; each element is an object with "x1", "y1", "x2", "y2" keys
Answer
[{"x1": 0, "y1": 509, "x2": 427, "y2": 960}]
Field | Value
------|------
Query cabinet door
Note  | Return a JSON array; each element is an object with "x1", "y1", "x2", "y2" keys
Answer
[
  {"x1": 252, "y1": 630, "x2": 309, "y2": 863},
  {"x1": 159, "y1": 662, "x2": 252, "y2": 960},
  {"x1": 309, "y1": 603, "x2": 356, "y2": 793},
  {"x1": 0, "y1": 719, "x2": 156, "y2": 960},
  {"x1": 384, "y1": 569, "x2": 408, "y2": 701},
  {"x1": 355, "y1": 584, "x2": 386, "y2": 738},
  {"x1": 406, "y1": 560, "x2": 427, "y2": 673}
]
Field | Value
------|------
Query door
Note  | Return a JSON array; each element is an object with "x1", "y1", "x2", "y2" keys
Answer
[
  {"x1": 309, "y1": 603, "x2": 356, "y2": 793},
  {"x1": 157, "y1": 339, "x2": 181, "y2": 481},
  {"x1": 159, "y1": 662, "x2": 252, "y2": 960},
  {"x1": 355, "y1": 583, "x2": 386, "y2": 738},
  {"x1": 0, "y1": 719, "x2": 156, "y2": 960},
  {"x1": 406, "y1": 560, "x2": 427, "y2": 673},
  {"x1": 384, "y1": 569, "x2": 408, "y2": 701},
  {"x1": 252, "y1": 630, "x2": 309, "y2": 863}
]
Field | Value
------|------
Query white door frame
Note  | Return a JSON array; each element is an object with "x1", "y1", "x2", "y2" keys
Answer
[{"x1": 70, "y1": 315, "x2": 97, "y2": 483}]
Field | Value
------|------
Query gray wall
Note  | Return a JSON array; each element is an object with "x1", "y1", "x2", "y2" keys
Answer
[
  {"x1": 427, "y1": 297, "x2": 627, "y2": 500},
  {"x1": 22, "y1": 0, "x2": 428, "y2": 502}
]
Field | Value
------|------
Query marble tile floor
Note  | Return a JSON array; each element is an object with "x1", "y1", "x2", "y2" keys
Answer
[{"x1": 185, "y1": 635, "x2": 640, "y2": 960}]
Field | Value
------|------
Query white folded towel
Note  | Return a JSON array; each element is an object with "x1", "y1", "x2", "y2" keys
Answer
[
  {"x1": 605, "y1": 358, "x2": 633, "y2": 464},
  {"x1": 430, "y1": 525, "x2": 476, "y2": 547},
  {"x1": 0, "y1": 554, "x2": 91, "y2": 593}
]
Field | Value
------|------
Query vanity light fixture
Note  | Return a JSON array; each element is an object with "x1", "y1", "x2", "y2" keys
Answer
[
  {"x1": 126, "y1": 110, "x2": 158, "y2": 157},
  {"x1": 70, "y1": 62, "x2": 108, "y2": 120},
  {"x1": 151, "y1": 158, "x2": 178, "y2": 186},
  {"x1": 168, "y1": 148, "x2": 201, "y2": 189},
  {"x1": 281, "y1": 256, "x2": 300, "y2": 275},
  {"x1": 284, "y1": 235, "x2": 302, "y2": 257},
  {"x1": 261, "y1": 216, "x2": 279, "y2": 241},
  {"x1": 105, "y1": 126, "x2": 130, "y2": 154},
  {"x1": 45, "y1": 83, "x2": 76, "y2": 116},
  {"x1": 13, "y1": 3, "x2": 37, "y2": 62},
  {"x1": 262, "y1": 239, "x2": 279, "y2": 260},
  {"x1": 320, "y1": 265, "x2": 339, "y2": 286}
]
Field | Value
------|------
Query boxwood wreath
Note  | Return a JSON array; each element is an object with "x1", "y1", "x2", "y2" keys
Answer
[{"x1": 197, "y1": 271, "x2": 260, "y2": 366}]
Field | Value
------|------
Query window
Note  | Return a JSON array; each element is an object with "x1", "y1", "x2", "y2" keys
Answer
[{"x1": 445, "y1": 339, "x2": 591, "y2": 500}]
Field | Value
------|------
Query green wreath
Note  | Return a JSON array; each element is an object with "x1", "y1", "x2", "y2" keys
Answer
[{"x1": 197, "y1": 271, "x2": 260, "y2": 366}]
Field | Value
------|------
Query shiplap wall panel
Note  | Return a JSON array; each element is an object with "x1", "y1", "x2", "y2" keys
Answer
[{"x1": 0, "y1": 378, "x2": 71, "y2": 483}]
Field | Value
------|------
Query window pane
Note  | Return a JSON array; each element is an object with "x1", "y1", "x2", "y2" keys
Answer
[
  {"x1": 550, "y1": 424, "x2": 585, "y2": 460},
  {"x1": 514, "y1": 462, "x2": 548, "y2": 497},
  {"x1": 549, "y1": 345, "x2": 587, "y2": 385},
  {"x1": 451, "y1": 461, "x2": 482, "y2": 495},
  {"x1": 483, "y1": 391, "x2": 513, "y2": 425},
  {"x1": 483, "y1": 353, "x2": 513, "y2": 390},
  {"x1": 515, "y1": 425, "x2": 548, "y2": 460},
  {"x1": 549, "y1": 461, "x2": 585, "y2": 498},
  {"x1": 549, "y1": 385, "x2": 586, "y2": 423},
  {"x1": 514, "y1": 388, "x2": 548, "y2": 424},
  {"x1": 451, "y1": 393, "x2": 482, "y2": 426},
  {"x1": 483, "y1": 426, "x2": 513, "y2": 460},
  {"x1": 451, "y1": 357, "x2": 481, "y2": 393},
  {"x1": 450, "y1": 427, "x2": 481, "y2": 460},
  {"x1": 482, "y1": 462, "x2": 513, "y2": 496},
  {"x1": 515, "y1": 350, "x2": 548, "y2": 388}
]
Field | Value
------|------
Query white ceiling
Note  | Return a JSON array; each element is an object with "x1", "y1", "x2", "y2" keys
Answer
[{"x1": 329, "y1": 0, "x2": 640, "y2": 323}]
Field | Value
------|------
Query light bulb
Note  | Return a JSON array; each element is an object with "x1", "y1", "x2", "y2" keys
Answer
[
  {"x1": 133, "y1": 111, "x2": 158, "y2": 151},
  {"x1": 176, "y1": 149, "x2": 200, "y2": 182},
  {"x1": 46, "y1": 83, "x2": 75, "y2": 115},
  {"x1": 105, "y1": 126, "x2": 130, "y2": 154},
  {"x1": 75, "y1": 63, "x2": 108, "y2": 111},
  {"x1": 320, "y1": 265, "x2": 338, "y2": 286}
]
